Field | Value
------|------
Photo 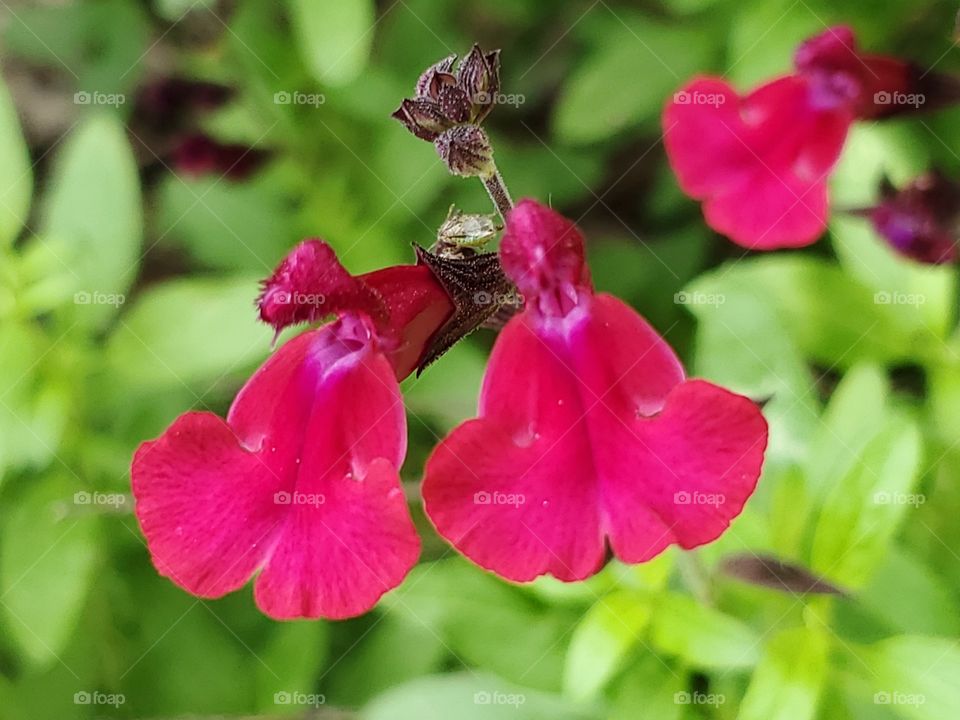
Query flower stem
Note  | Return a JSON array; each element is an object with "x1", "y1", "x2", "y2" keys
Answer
[{"x1": 481, "y1": 167, "x2": 514, "y2": 221}]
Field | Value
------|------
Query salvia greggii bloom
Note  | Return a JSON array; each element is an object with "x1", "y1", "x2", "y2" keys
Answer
[
  {"x1": 131, "y1": 240, "x2": 453, "y2": 619},
  {"x1": 663, "y1": 25, "x2": 960, "y2": 250},
  {"x1": 855, "y1": 171, "x2": 960, "y2": 264},
  {"x1": 421, "y1": 200, "x2": 769, "y2": 582},
  {"x1": 392, "y1": 45, "x2": 501, "y2": 177}
]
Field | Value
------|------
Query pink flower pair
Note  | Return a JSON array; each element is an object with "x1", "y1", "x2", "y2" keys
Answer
[
  {"x1": 131, "y1": 201, "x2": 768, "y2": 619},
  {"x1": 664, "y1": 25, "x2": 960, "y2": 250}
]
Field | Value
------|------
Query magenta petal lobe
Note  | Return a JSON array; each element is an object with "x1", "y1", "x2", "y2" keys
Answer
[
  {"x1": 132, "y1": 323, "x2": 419, "y2": 619},
  {"x1": 422, "y1": 293, "x2": 767, "y2": 582}
]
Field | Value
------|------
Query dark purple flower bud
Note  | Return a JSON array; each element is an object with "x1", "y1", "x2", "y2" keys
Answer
[
  {"x1": 458, "y1": 45, "x2": 500, "y2": 122},
  {"x1": 393, "y1": 45, "x2": 502, "y2": 138},
  {"x1": 434, "y1": 125, "x2": 495, "y2": 178},
  {"x1": 172, "y1": 133, "x2": 270, "y2": 181},
  {"x1": 391, "y1": 98, "x2": 452, "y2": 141},
  {"x1": 415, "y1": 55, "x2": 456, "y2": 98},
  {"x1": 436, "y1": 85, "x2": 472, "y2": 124},
  {"x1": 856, "y1": 171, "x2": 960, "y2": 264}
]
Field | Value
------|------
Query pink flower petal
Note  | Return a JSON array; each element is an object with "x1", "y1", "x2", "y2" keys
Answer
[
  {"x1": 360, "y1": 264, "x2": 454, "y2": 380},
  {"x1": 500, "y1": 199, "x2": 590, "y2": 300},
  {"x1": 700, "y1": 166, "x2": 831, "y2": 249},
  {"x1": 664, "y1": 75, "x2": 852, "y2": 249},
  {"x1": 257, "y1": 239, "x2": 387, "y2": 336},
  {"x1": 254, "y1": 456, "x2": 419, "y2": 619},
  {"x1": 132, "y1": 321, "x2": 419, "y2": 619},
  {"x1": 599, "y1": 379, "x2": 769, "y2": 562},
  {"x1": 423, "y1": 293, "x2": 767, "y2": 582},
  {"x1": 132, "y1": 411, "x2": 286, "y2": 596}
]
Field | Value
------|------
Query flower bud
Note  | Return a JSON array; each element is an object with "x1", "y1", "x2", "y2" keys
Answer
[
  {"x1": 854, "y1": 171, "x2": 960, "y2": 264},
  {"x1": 434, "y1": 125, "x2": 495, "y2": 178}
]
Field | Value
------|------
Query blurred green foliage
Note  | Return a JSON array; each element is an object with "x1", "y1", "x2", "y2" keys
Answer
[{"x1": 1, "y1": 0, "x2": 960, "y2": 718}]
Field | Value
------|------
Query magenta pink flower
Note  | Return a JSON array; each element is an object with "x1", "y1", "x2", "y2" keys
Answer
[
  {"x1": 663, "y1": 26, "x2": 947, "y2": 250},
  {"x1": 131, "y1": 240, "x2": 453, "y2": 619},
  {"x1": 421, "y1": 200, "x2": 768, "y2": 582}
]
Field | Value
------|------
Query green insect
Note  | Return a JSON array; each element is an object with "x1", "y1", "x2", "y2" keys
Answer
[{"x1": 435, "y1": 204, "x2": 501, "y2": 251}]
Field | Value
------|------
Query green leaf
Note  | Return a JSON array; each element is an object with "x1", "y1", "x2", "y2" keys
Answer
[
  {"x1": 0, "y1": 74, "x2": 31, "y2": 247},
  {"x1": 554, "y1": 14, "x2": 717, "y2": 143},
  {"x1": 254, "y1": 622, "x2": 328, "y2": 713},
  {"x1": 804, "y1": 364, "x2": 888, "y2": 502},
  {"x1": 403, "y1": 340, "x2": 486, "y2": 429},
  {"x1": 563, "y1": 591, "x2": 653, "y2": 701},
  {"x1": 727, "y1": 0, "x2": 820, "y2": 87},
  {"x1": 153, "y1": 0, "x2": 215, "y2": 21},
  {"x1": 738, "y1": 627, "x2": 829, "y2": 720},
  {"x1": 688, "y1": 256, "x2": 926, "y2": 368},
  {"x1": 862, "y1": 635, "x2": 960, "y2": 720},
  {"x1": 809, "y1": 418, "x2": 923, "y2": 588},
  {"x1": 287, "y1": 0, "x2": 375, "y2": 87},
  {"x1": 769, "y1": 465, "x2": 814, "y2": 558},
  {"x1": 0, "y1": 475, "x2": 99, "y2": 668},
  {"x1": 684, "y1": 267, "x2": 819, "y2": 467},
  {"x1": 830, "y1": 216, "x2": 953, "y2": 348},
  {"x1": 123, "y1": 578, "x2": 255, "y2": 715},
  {"x1": 156, "y1": 172, "x2": 301, "y2": 273},
  {"x1": 41, "y1": 114, "x2": 142, "y2": 328},
  {"x1": 857, "y1": 547, "x2": 960, "y2": 637},
  {"x1": 650, "y1": 592, "x2": 761, "y2": 670},
  {"x1": 361, "y1": 673, "x2": 595, "y2": 720},
  {"x1": 105, "y1": 276, "x2": 271, "y2": 391},
  {"x1": 324, "y1": 615, "x2": 446, "y2": 707},
  {"x1": 608, "y1": 655, "x2": 684, "y2": 720},
  {"x1": 0, "y1": 323, "x2": 71, "y2": 478},
  {"x1": 384, "y1": 559, "x2": 573, "y2": 691}
]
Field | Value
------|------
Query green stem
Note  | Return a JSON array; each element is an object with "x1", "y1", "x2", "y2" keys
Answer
[{"x1": 481, "y1": 166, "x2": 514, "y2": 222}]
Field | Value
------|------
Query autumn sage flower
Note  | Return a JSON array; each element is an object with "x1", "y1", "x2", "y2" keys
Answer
[
  {"x1": 421, "y1": 200, "x2": 769, "y2": 582},
  {"x1": 853, "y1": 171, "x2": 960, "y2": 264},
  {"x1": 131, "y1": 240, "x2": 453, "y2": 619},
  {"x1": 392, "y1": 44, "x2": 501, "y2": 178},
  {"x1": 663, "y1": 25, "x2": 960, "y2": 250}
]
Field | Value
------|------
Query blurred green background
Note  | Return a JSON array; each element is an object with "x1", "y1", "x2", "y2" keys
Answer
[{"x1": 2, "y1": 0, "x2": 960, "y2": 718}]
